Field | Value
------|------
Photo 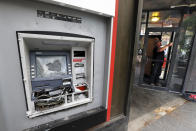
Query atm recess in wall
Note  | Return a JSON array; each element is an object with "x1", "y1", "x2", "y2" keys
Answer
[{"x1": 17, "y1": 32, "x2": 94, "y2": 118}]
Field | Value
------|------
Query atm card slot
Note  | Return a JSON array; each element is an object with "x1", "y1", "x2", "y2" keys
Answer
[{"x1": 74, "y1": 63, "x2": 84, "y2": 67}]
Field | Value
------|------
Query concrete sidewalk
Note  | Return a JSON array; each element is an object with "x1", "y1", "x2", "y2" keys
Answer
[
  {"x1": 142, "y1": 101, "x2": 196, "y2": 131},
  {"x1": 128, "y1": 87, "x2": 188, "y2": 131}
]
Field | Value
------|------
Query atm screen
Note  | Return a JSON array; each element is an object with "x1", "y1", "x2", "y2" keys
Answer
[
  {"x1": 36, "y1": 56, "x2": 67, "y2": 78},
  {"x1": 74, "y1": 51, "x2": 85, "y2": 57}
]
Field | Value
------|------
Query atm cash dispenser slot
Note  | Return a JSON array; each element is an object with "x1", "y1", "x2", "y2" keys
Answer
[{"x1": 76, "y1": 73, "x2": 85, "y2": 79}]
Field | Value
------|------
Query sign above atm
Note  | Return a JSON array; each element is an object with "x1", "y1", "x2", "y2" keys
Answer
[{"x1": 38, "y1": 0, "x2": 116, "y2": 16}]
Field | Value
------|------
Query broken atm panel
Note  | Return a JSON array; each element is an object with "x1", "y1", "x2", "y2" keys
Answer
[{"x1": 18, "y1": 32, "x2": 94, "y2": 117}]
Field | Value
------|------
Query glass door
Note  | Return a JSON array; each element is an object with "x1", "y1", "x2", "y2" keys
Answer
[
  {"x1": 139, "y1": 27, "x2": 177, "y2": 91},
  {"x1": 170, "y1": 11, "x2": 196, "y2": 93},
  {"x1": 135, "y1": 9, "x2": 195, "y2": 93}
]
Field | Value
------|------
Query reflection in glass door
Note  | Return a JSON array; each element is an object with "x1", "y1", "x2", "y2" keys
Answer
[{"x1": 169, "y1": 11, "x2": 196, "y2": 92}]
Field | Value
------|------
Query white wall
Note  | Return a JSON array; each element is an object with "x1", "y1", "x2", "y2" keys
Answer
[
  {"x1": 38, "y1": 0, "x2": 116, "y2": 16},
  {"x1": 0, "y1": 1, "x2": 111, "y2": 130}
]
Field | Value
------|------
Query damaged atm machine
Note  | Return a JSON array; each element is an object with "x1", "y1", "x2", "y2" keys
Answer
[{"x1": 0, "y1": 0, "x2": 115, "y2": 130}]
